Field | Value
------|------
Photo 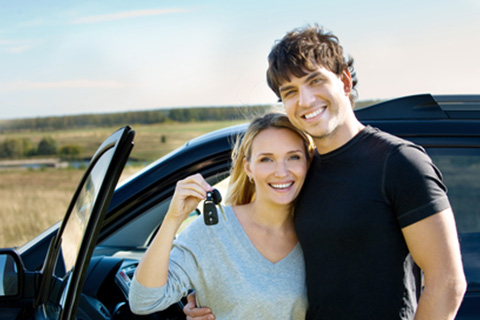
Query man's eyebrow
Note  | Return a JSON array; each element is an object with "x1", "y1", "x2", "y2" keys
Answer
[
  {"x1": 279, "y1": 71, "x2": 323, "y2": 93},
  {"x1": 305, "y1": 71, "x2": 322, "y2": 82},
  {"x1": 279, "y1": 85, "x2": 295, "y2": 93}
]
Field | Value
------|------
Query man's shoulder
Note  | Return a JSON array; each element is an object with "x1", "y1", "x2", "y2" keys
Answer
[{"x1": 363, "y1": 125, "x2": 416, "y2": 148}]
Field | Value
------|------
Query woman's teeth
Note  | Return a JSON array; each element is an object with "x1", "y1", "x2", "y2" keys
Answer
[{"x1": 270, "y1": 182, "x2": 293, "y2": 189}]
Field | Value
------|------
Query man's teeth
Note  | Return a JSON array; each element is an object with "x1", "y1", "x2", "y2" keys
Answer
[
  {"x1": 271, "y1": 182, "x2": 293, "y2": 189},
  {"x1": 304, "y1": 109, "x2": 322, "y2": 120}
]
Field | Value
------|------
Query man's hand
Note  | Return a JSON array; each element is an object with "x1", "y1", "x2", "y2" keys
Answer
[
  {"x1": 403, "y1": 208, "x2": 466, "y2": 319},
  {"x1": 183, "y1": 292, "x2": 215, "y2": 320}
]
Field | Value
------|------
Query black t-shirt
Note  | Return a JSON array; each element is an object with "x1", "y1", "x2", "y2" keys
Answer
[{"x1": 295, "y1": 126, "x2": 450, "y2": 320}]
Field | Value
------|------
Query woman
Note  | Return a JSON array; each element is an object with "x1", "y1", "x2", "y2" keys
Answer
[{"x1": 129, "y1": 113, "x2": 313, "y2": 319}]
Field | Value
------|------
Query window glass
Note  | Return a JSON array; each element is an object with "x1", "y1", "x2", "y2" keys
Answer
[{"x1": 427, "y1": 148, "x2": 480, "y2": 234}]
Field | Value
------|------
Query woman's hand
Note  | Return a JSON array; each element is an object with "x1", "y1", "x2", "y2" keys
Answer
[
  {"x1": 133, "y1": 173, "x2": 212, "y2": 289},
  {"x1": 167, "y1": 173, "x2": 212, "y2": 224}
]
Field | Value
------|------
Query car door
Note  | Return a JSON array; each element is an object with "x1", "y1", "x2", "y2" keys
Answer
[{"x1": 0, "y1": 126, "x2": 135, "y2": 319}]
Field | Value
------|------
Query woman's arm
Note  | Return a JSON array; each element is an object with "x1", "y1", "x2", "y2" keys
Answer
[{"x1": 134, "y1": 173, "x2": 211, "y2": 288}]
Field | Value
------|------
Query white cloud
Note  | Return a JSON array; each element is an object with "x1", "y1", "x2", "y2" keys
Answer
[
  {"x1": 71, "y1": 8, "x2": 188, "y2": 24},
  {"x1": 0, "y1": 79, "x2": 141, "y2": 92},
  {"x1": 19, "y1": 18, "x2": 46, "y2": 27},
  {"x1": 0, "y1": 38, "x2": 42, "y2": 54},
  {"x1": 6, "y1": 46, "x2": 31, "y2": 53}
]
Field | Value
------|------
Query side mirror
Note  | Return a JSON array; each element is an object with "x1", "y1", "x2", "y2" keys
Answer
[{"x1": 0, "y1": 249, "x2": 23, "y2": 298}]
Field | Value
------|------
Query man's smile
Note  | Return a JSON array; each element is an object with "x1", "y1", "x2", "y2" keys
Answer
[{"x1": 303, "y1": 107, "x2": 326, "y2": 120}]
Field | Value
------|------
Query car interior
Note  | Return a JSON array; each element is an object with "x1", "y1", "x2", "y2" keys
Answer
[{"x1": 77, "y1": 171, "x2": 232, "y2": 319}]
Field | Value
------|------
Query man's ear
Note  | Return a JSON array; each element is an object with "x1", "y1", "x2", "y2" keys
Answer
[{"x1": 341, "y1": 69, "x2": 353, "y2": 95}]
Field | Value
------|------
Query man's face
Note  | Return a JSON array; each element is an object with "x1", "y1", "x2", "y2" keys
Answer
[{"x1": 278, "y1": 65, "x2": 354, "y2": 150}]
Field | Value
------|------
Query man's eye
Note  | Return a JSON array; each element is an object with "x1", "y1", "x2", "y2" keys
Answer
[{"x1": 282, "y1": 90, "x2": 295, "y2": 99}]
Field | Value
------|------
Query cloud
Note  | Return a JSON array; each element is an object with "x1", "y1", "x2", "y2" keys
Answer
[
  {"x1": 0, "y1": 79, "x2": 140, "y2": 92},
  {"x1": 6, "y1": 46, "x2": 31, "y2": 53},
  {"x1": 0, "y1": 38, "x2": 42, "y2": 54},
  {"x1": 71, "y1": 8, "x2": 188, "y2": 24}
]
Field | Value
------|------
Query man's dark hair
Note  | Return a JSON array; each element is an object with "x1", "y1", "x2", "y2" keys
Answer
[{"x1": 266, "y1": 24, "x2": 358, "y2": 106}]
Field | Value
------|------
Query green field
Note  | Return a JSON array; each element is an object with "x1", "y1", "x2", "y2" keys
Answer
[{"x1": 0, "y1": 120, "x2": 244, "y2": 248}]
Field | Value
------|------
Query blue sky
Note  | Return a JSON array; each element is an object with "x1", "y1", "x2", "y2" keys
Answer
[{"x1": 1, "y1": 0, "x2": 479, "y2": 120}]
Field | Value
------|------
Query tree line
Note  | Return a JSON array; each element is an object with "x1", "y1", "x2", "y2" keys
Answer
[
  {"x1": 0, "y1": 136, "x2": 80, "y2": 159},
  {"x1": 0, "y1": 101, "x2": 380, "y2": 133},
  {"x1": 0, "y1": 105, "x2": 274, "y2": 133}
]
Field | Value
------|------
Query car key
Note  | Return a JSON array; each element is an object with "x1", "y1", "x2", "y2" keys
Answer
[
  {"x1": 211, "y1": 189, "x2": 227, "y2": 223},
  {"x1": 203, "y1": 190, "x2": 219, "y2": 225},
  {"x1": 203, "y1": 189, "x2": 227, "y2": 225}
]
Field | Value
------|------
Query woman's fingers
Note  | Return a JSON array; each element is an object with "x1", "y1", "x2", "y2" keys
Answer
[{"x1": 169, "y1": 174, "x2": 212, "y2": 220}]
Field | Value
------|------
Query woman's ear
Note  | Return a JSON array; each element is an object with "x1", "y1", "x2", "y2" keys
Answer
[{"x1": 243, "y1": 157, "x2": 252, "y2": 180}]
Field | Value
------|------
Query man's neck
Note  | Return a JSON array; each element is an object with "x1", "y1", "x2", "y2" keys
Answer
[{"x1": 315, "y1": 120, "x2": 365, "y2": 155}]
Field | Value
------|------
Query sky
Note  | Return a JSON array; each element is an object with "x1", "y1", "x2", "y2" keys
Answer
[{"x1": 0, "y1": 0, "x2": 479, "y2": 120}]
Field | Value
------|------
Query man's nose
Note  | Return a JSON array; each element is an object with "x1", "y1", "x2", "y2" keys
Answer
[{"x1": 298, "y1": 86, "x2": 316, "y2": 107}]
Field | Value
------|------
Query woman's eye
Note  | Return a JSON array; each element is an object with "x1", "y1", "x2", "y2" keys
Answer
[
  {"x1": 289, "y1": 155, "x2": 301, "y2": 160},
  {"x1": 260, "y1": 157, "x2": 272, "y2": 163}
]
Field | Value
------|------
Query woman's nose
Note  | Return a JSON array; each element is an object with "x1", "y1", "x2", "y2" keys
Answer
[{"x1": 274, "y1": 161, "x2": 288, "y2": 177}]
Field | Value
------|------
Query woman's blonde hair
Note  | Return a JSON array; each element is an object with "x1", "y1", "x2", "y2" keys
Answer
[{"x1": 225, "y1": 112, "x2": 314, "y2": 206}]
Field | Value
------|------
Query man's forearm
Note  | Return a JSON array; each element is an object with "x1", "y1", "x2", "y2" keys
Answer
[{"x1": 414, "y1": 275, "x2": 466, "y2": 320}]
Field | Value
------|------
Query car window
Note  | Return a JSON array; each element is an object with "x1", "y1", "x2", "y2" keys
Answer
[{"x1": 426, "y1": 148, "x2": 480, "y2": 234}]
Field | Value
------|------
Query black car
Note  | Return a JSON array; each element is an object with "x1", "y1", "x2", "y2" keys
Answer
[{"x1": 0, "y1": 94, "x2": 479, "y2": 319}]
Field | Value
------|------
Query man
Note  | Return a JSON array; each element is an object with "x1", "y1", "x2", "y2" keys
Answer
[{"x1": 184, "y1": 24, "x2": 466, "y2": 319}]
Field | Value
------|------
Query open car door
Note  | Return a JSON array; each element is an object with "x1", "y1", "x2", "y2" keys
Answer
[{"x1": 0, "y1": 126, "x2": 135, "y2": 319}]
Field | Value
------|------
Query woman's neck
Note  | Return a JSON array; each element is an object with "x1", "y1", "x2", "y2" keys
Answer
[{"x1": 239, "y1": 200, "x2": 295, "y2": 231}]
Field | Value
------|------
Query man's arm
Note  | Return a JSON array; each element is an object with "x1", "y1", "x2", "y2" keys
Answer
[
  {"x1": 183, "y1": 292, "x2": 215, "y2": 320},
  {"x1": 402, "y1": 208, "x2": 467, "y2": 320}
]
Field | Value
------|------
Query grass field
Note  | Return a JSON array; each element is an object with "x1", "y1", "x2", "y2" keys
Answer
[{"x1": 0, "y1": 120, "x2": 244, "y2": 248}]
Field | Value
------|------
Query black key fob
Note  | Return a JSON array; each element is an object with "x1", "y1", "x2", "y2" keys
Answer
[{"x1": 203, "y1": 190, "x2": 219, "y2": 225}]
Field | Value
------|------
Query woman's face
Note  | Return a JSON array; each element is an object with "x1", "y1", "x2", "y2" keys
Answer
[{"x1": 244, "y1": 127, "x2": 309, "y2": 208}]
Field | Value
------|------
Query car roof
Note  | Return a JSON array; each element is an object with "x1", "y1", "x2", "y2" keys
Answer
[{"x1": 355, "y1": 94, "x2": 480, "y2": 120}]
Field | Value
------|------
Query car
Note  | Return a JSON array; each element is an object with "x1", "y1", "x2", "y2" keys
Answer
[{"x1": 0, "y1": 93, "x2": 479, "y2": 319}]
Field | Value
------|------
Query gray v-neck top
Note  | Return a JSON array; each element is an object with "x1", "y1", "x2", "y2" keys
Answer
[{"x1": 129, "y1": 206, "x2": 307, "y2": 319}]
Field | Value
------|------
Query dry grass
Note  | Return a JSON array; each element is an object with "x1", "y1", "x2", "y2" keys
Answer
[
  {"x1": 0, "y1": 169, "x2": 84, "y2": 248},
  {"x1": 0, "y1": 166, "x2": 143, "y2": 248},
  {"x1": 0, "y1": 120, "x2": 245, "y2": 248}
]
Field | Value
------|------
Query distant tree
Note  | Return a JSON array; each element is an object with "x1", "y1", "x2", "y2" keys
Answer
[
  {"x1": 58, "y1": 144, "x2": 82, "y2": 158},
  {"x1": 0, "y1": 139, "x2": 24, "y2": 158},
  {"x1": 37, "y1": 137, "x2": 58, "y2": 156},
  {"x1": 22, "y1": 138, "x2": 36, "y2": 156}
]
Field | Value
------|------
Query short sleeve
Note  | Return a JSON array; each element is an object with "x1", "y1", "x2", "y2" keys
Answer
[{"x1": 383, "y1": 144, "x2": 450, "y2": 228}]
